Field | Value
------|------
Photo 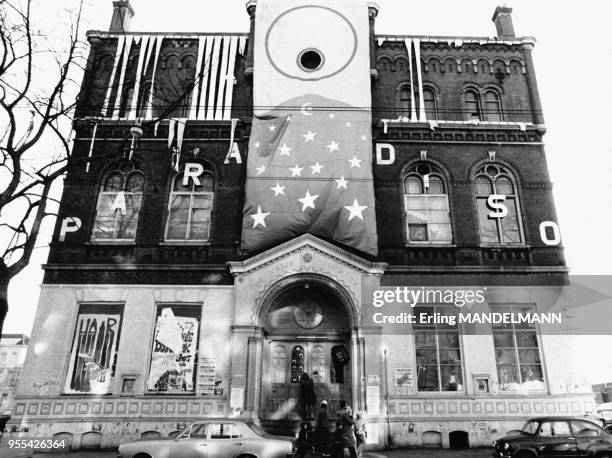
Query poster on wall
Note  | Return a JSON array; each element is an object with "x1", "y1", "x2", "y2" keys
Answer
[
  {"x1": 196, "y1": 356, "x2": 216, "y2": 395},
  {"x1": 64, "y1": 312, "x2": 121, "y2": 394},
  {"x1": 147, "y1": 307, "x2": 199, "y2": 393},
  {"x1": 394, "y1": 368, "x2": 413, "y2": 387}
]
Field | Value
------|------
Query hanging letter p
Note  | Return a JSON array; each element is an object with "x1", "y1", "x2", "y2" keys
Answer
[{"x1": 59, "y1": 217, "x2": 82, "y2": 242}]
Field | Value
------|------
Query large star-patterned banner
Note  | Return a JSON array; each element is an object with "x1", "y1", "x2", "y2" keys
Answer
[
  {"x1": 241, "y1": 0, "x2": 378, "y2": 256},
  {"x1": 241, "y1": 94, "x2": 378, "y2": 255}
]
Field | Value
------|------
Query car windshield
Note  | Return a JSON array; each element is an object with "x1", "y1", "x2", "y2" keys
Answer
[
  {"x1": 522, "y1": 420, "x2": 539, "y2": 435},
  {"x1": 247, "y1": 422, "x2": 267, "y2": 436}
]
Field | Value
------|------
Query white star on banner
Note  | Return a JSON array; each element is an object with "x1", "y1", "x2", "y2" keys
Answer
[
  {"x1": 256, "y1": 165, "x2": 266, "y2": 176},
  {"x1": 271, "y1": 182, "x2": 285, "y2": 196},
  {"x1": 344, "y1": 199, "x2": 367, "y2": 221},
  {"x1": 360, "y1": 135, "x2": 367, "y2": 141},
  {"x1": 303, "y1": 131, "x2": 316, "y2": 142},
  {"x1": 254, "y1": 141, "x2": 260, "y2": 148},
  {"x1": 269, "y1": 125, "x2": 276, "y2": 132},
  {"x1": 278, "y1": 143, "x2": 292, "y2": 156},
  {"x1": 345, "y1": 122, "x2": 352, "y2": 127},
  {"x1": 348, "y1": 156, "x2": 362, "y2": 168},
  {"x1": 335, "y1": 176, "x2": 348, "y2": 189},
  {"x1": 329, "y1": 113, "x2": 335, "y2": 119},
  {"x1": 289, "y1": 165, "x2": 303, "y2": 177},
  {"x1": 326, "y1": 141, "x2": 340, "y2": 153},
  {"x1": 298, "y1": 190, "x2": 319, "y2": 211},
  {"x1": 250, "y1": 206, "x2": 270, "y2": 228},
  {"x1": 310, "y1": 162, "x2": 323, "y2": 175}
]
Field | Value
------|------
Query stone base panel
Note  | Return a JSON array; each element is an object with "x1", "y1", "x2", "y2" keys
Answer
[{"x1": 5, "y1": 394, "x2": 595, "y2": 449}]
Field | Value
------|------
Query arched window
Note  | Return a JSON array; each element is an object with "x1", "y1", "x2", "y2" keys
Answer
[
  {"x1": 464, "y1": 89, "x2": 481, "y2": 121},
  {"x1": 398, "y1": 87, "x2": 411, "y2": 116},
  {"x1": 92, "y1": 163, "x2": 144, "y2": 241},
  {"x1": 165, "y1": 168, "x2": 214, "y2": 241},
  {"x1": 403, "y1": 162, "x2": 452, "y2": 243},
  {"x1": 423, "y1": 87, "x2": 437, "y2": 120},
  {"x1": 483, "y1": 90, "x2": 503, "y2": 122},
  {"x1": 474, "y1": 164, "x2": 523, "y2": 244}
]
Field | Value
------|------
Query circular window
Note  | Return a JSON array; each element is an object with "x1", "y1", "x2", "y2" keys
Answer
[
  {"x1": 417, "y1": 163, "x2": 432, "y2": 176},
  {"x1": 485, "y1": 165, "x2": 500, "y2": 178},
  {"x1": 298, "y1": 48, "x2": 324, "y2": 72},
  {"x1": 294, "y1": 301, "x2": 323, "y2": 329}
]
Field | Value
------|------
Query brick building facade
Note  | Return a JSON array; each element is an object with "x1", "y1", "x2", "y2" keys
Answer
[{"x1": 9, "y1": 1, "x2": 594, "y2": 450}]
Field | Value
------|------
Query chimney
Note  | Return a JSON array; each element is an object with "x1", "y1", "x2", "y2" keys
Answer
[
  {"x1": 492, "y1": 5, "x2": 515, "y2": 39},
  {"x1": 109, "y1": 1, "x2": 135, "y2": 33},
  {"x1": 368, "y1": 2, "x2": 379, "y2": 81}
]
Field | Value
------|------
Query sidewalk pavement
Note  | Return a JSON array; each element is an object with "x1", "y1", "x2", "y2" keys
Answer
[{"x1": 0, "y1": 448, "x2": 494, "y2": 458}]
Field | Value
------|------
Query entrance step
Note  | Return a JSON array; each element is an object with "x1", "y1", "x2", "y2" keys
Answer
[{"x1": 262, "y1": 418, "x2": 314, "y2": 437}]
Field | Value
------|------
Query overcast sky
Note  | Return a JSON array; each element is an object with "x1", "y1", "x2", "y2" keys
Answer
[{"x1": 5, "y1": 0, "x2": 612, "y2": 382}]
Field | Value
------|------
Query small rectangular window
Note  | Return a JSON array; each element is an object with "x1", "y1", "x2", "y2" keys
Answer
[{"x1": 209, "y1": 423, "x2": 233, "y2": 439}]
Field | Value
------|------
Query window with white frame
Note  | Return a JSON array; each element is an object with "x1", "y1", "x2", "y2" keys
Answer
[
  {"x1": 414, "y1": 306, "x2": 463, "y2": 392},
  {"x1": 464, "y1": 88, "x2": 503, "y2": 122},
  {"x1": 397, "y1": 86, "x2": 411, "y2": 117},
  {"x1": 475, "y1": 163, "x2": 523, "y2": 245},
  {"x1": 492, "y1": 305, "x2": 545, "y2": 391},
  {"x1": 464, "y1": 89, "x2": 482, "y2": 121},
  {"x1": 92, "y1": 163, "x2": 144, "y2": 241},
  {"x1": 423, "y1": 87, "x2": 437, "y2": 120},
  {"x1": 483, "y1": 90, "x2": 503, "y2": 122},
  {"x1": 403, "y1": 162, "x2": 452, "y2": 243},
  {"x1": 165, "y1": 169, "x2": 214, "y2": 241}
]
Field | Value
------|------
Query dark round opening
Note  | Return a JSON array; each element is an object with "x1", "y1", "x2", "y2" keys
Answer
[
  {"x1": 417, "y1": 163, "x2": 432, "y2": 176},
  {"x1": 299, "y1": 49, "x2": 323, "y2": 71},
  {"x1": 485, "y1": 165, "x2": 500, "y2": 177}
]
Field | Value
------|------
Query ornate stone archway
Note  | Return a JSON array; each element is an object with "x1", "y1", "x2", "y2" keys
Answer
[{"x1": 227, "y1": 234, "x2": 386, "y2": 420}]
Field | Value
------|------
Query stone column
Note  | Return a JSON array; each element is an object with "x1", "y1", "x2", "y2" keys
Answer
[
  {"x1": 246, "y1": 332, "x2": 264, "y2": 418},
  {"x1": 228, "y1": 325, "x2": 262, "y2": 415},
  {"x1": 361, "y1": 326, "x2": 383, "y2": 415},
  {"x1": 521, "y1": 38, "x2": 546, "y2": 131}
]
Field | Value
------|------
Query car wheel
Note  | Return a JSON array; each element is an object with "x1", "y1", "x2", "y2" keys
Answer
[
  {"x1": 236, "y1": 455, "x2": 257, "y2": 458},
  {"x1": 514, "y1": 453, "x2": 536, "y2": 458},
  {"x1": 597, "y1": 454, "x2": 612, "y2": 458},
  {"x1": 134, "y1": 453, "x2": 153, "y2": 458}
]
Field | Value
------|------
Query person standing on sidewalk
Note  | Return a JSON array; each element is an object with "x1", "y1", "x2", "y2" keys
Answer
[
  {"x1": 353, "y1": 411, "x2": 367, "y2": 457},
  {"x1": 314, "y1": 400, "x2": 330, "y2": 456},
  {"x1": 300, "y1": 373, "x2": 316, "y2": 419},
  {"x1": 337, "y1": 400, "x2": 357, "y2": 458}
]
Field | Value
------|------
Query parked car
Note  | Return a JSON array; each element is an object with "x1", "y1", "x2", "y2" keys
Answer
[
  {"x1": 493, "y1": 416, "x2": 612, "y2": 458},
  {"x1": 597, "y1": 403, "x2": 612, "y2": 433},
  {"x1": 117, "y1": 419, "x2": 294, "y2": 458}
]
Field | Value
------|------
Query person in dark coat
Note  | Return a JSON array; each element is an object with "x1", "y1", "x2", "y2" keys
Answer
[
  {"x1": 314, "y1": 400, "x2": 330, "y2": 456},
  {"x1": 337, "y1": 400, "x2": 357, "y2": 458},
  {"x1": 295, "y1": 422, "x2": 313, "y2": 458},
  {"x1": 300, "y1": 373, "x2": 316, "y2": 419},
  {"x1": 330, "y1": 422, "x2": 345, "y2": 458}
]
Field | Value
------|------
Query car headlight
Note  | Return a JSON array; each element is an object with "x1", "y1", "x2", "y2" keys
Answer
[{"x1": 503, "y1": 442, "x2": 511, "y2": 450}]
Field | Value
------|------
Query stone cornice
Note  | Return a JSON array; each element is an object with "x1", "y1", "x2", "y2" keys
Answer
[{"x1": 228, "y1": 234, "x2": 387, "y2": 276}]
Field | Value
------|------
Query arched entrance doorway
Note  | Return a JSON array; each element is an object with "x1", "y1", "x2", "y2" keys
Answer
[{"x1": 260, "y1": 280, "x2": 353, "y2": 422}]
